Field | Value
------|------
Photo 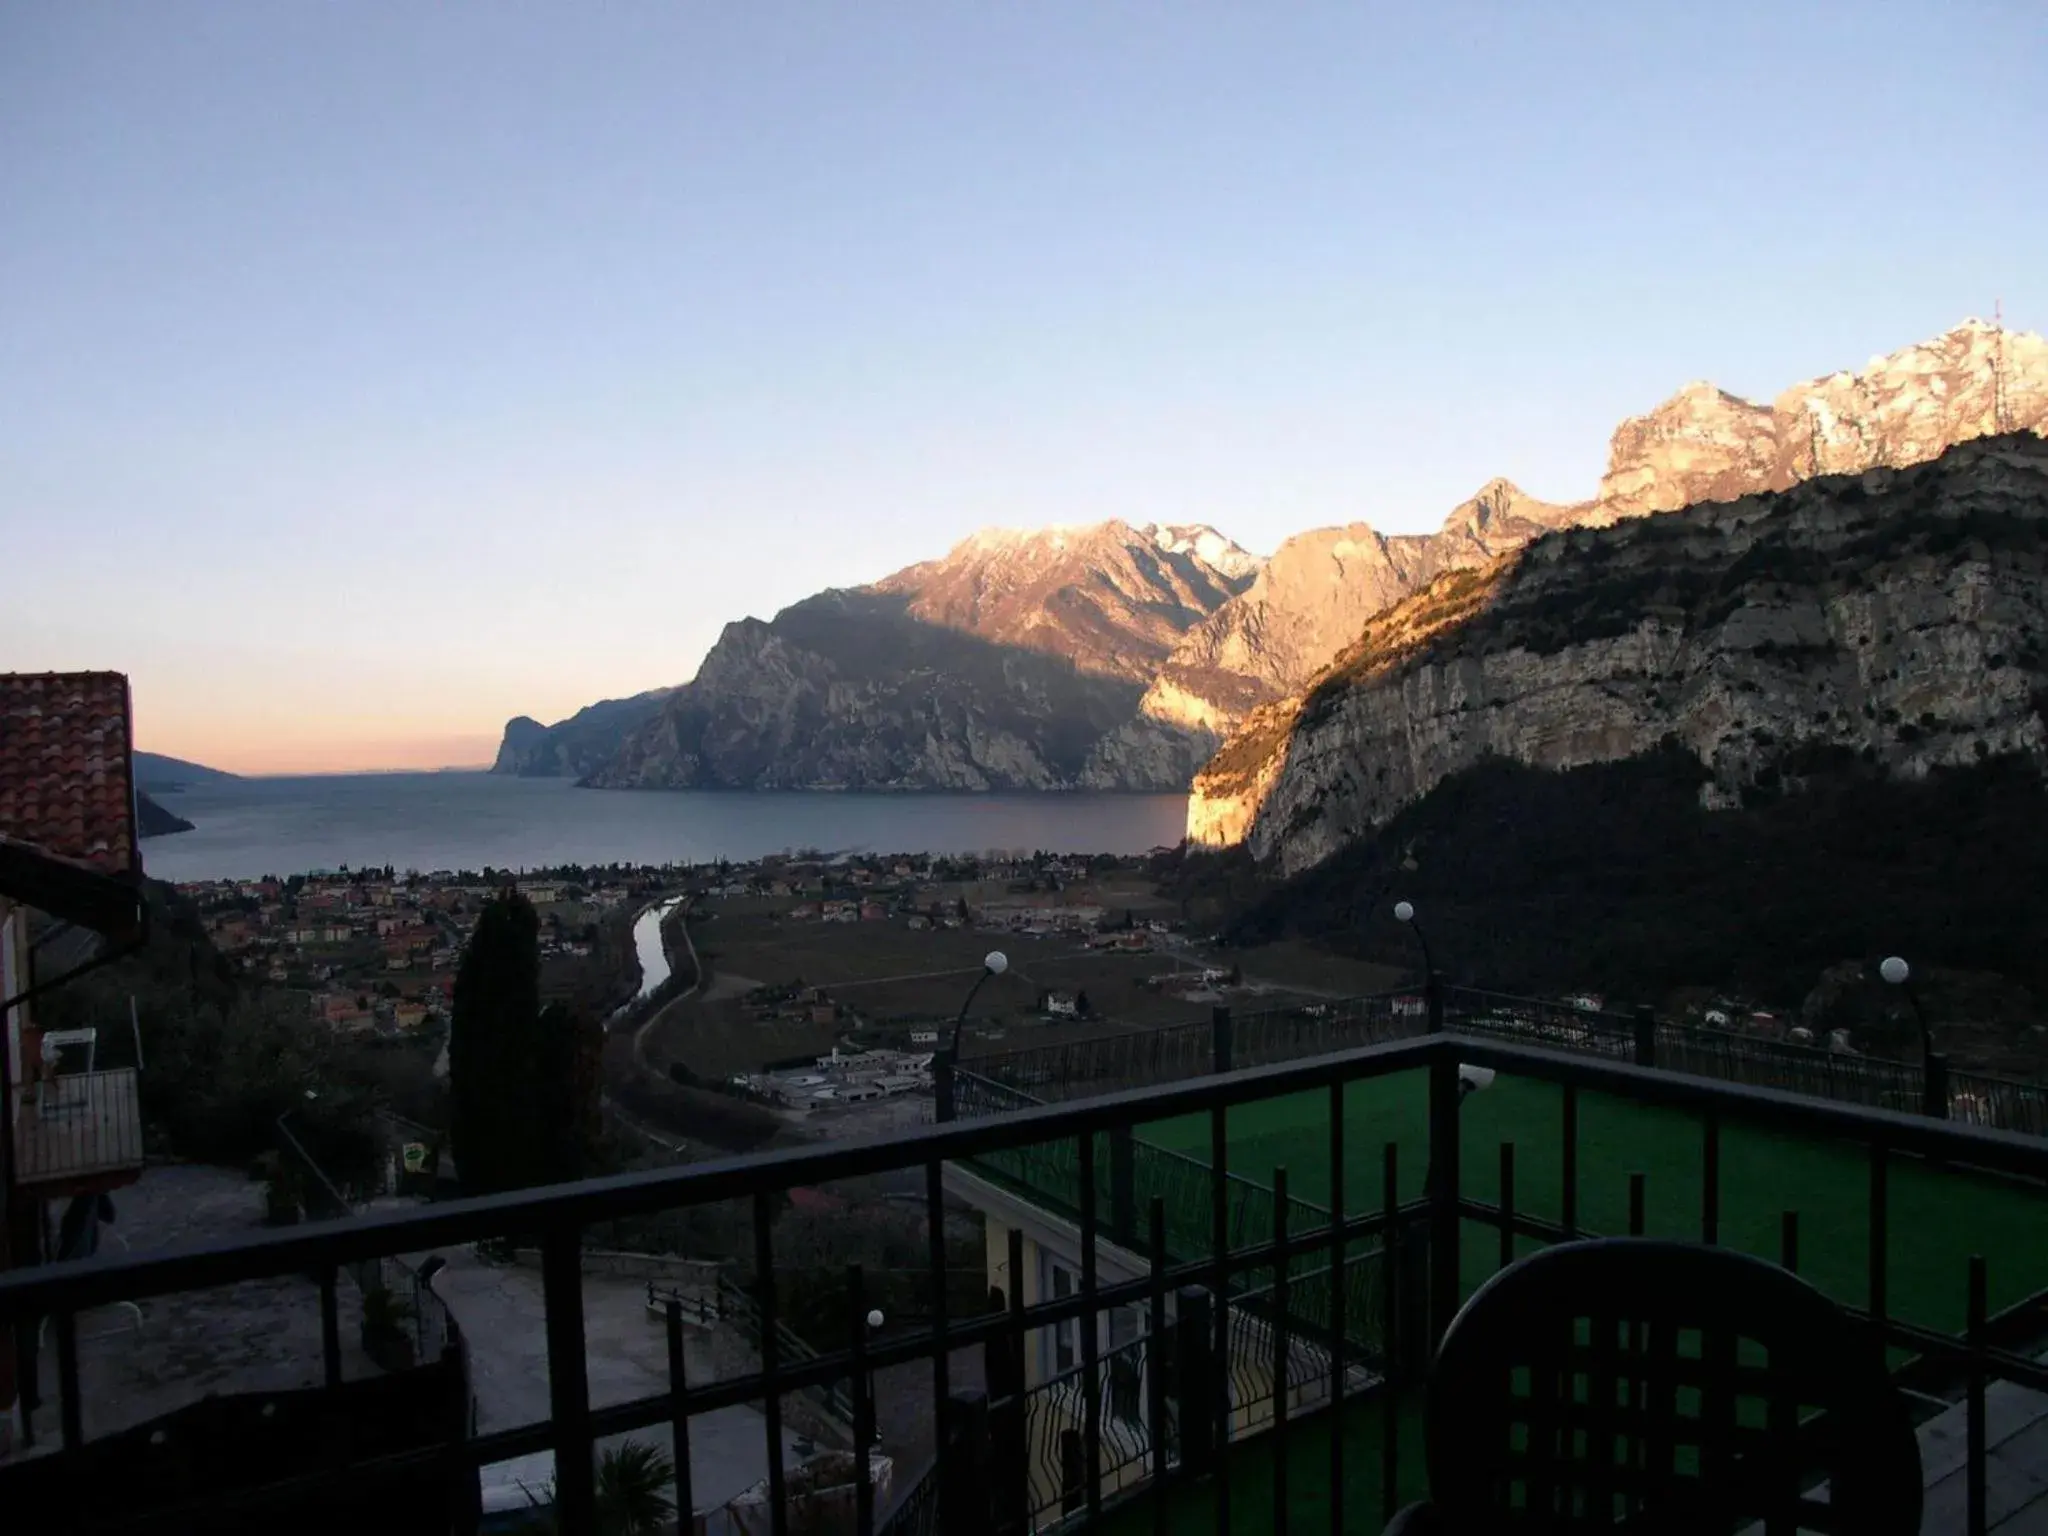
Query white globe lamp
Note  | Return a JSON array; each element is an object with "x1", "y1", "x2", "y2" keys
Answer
[
  {"x1": 1880, "y1": 956, "x2": 1910, "y2": 986},
  {"x1": 985, "y1": 951, "x2": 1008, "y2": 975}
]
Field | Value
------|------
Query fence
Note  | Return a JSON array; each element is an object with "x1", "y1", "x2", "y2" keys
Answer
[
  {"x1": 956, "y1": 982, "x2": 2048, "y2": 1140},
  {"x1": 12, "y1": 1033, "x2": 2048, "y2": 1536}
]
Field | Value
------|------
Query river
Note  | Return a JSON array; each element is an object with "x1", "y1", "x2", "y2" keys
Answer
[{"x1": 633, "y1": 896, "x2": 688, "y2": 998}]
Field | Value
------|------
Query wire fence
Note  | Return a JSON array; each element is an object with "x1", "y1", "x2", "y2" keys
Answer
[{"x1": 956, "y1": 983, "x2": 2048, "y2": 1140}]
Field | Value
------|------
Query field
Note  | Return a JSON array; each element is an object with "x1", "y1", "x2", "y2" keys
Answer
[
  {"x1": 1125, "y1": 1072, "x2": 2048, "y2": 1337},
  {"x1": 653, "y1": 901, "x2": 1403, "y2": 1079}
]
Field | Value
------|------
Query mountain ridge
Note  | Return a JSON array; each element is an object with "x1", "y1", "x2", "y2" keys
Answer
[{"x1": 494, "y1": 318, "x2": 2048, "y2": 798}]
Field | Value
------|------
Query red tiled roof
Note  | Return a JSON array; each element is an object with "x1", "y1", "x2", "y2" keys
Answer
[{"x1": 0, "y1": 672, "x2": 138, "y2": 874}]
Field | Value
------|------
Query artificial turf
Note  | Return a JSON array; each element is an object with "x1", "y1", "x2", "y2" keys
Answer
[{"x1": 1126, "y1": 1069, "x2": 2048, "y2": 1337}]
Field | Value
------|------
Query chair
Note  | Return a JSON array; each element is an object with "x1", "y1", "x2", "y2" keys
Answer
[{"x1": 1383, "y1": 1238, "x2": 1922, "y2": 1534}]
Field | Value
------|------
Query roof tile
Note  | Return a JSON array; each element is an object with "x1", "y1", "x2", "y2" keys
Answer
[{"x1": 0, "y1": 672, "x2": 138, "y2": 874}]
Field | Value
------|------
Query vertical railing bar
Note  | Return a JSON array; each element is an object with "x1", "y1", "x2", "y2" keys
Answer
[
  {"x1": 753, "y1": 1191, "x2": 790, "y2": 1536},
  {"x1": 1005, "y1": 1224, "x2": 1028, "y2": 1536},
  {"x1": 1148, "y1": 1197, "x2": 1169, "y2": 1536},
  {"x1": 1382, "y1": 1141, "x2": 1400, "y2": 1527},
  {"x1": 1702, "y1": 1113, "x2": 1720, "y2": 1246},
  {"x1": 664, "y1": 1296, "x2": 695, "y2": 1531},
  {"x1": 1211, "y1": 1103, "x2": 1231, "y2": 1536},
  {"x1": 1426, "y1": 1053, "x2": 1461, "y2": 1349},
  {"x1": 848, "y1": 1264, "x2": 874, "y2": 1536},
  {"x1": 55, "y1": 1308, "x2": 82, "y2": 1452},
  {"x1": 1561, "y1": 1086, "x2": 1579, "y2": 1240},
  {"x1": 924, "y1": 1158, "x2": 952, "y2": 1523},
  {"x1": 1968, "y1": 1253, "x2": 1987, "y2": 1536},
  {"x1": 1868, "y1": 1141, "x2": 1889, "y2": 1325},
  {"x1": 540, "y1": 1226, "x2": 597, "y2": 1536},
  {"x1": 319, "y1": 1265, "x2": 342, "y2": 1387},
  {"x1": 1079, "y1": 1133, "x2": 1104, "y2": 1528},
  {"x1": 1327, "y1": 1080, "x2": 1346, "y2": 1536},
  {"x1": 1498, "y1": 1142, "x2": 1516, "y2": 1272},
  {"x1": 1272, "y1": 1165, "x2": 1291, "y2": 1536}
]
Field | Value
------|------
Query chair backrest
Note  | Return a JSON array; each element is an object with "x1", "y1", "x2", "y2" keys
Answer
[{"x1": 1424, "y1": 1238, "x2": 1922, "y2": 1534}]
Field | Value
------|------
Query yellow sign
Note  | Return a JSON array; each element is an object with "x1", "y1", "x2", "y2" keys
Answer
[{"x1": 403, "y1": 1143, "x2": 429, "y2": 1174}]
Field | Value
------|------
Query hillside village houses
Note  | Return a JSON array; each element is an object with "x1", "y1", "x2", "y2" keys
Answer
[{"x1": 174, "y1": 865, "x2": 656, "y2": 1040}]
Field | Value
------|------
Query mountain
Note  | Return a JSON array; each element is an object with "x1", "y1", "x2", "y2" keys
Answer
[
  {"x1": 1095, "y1": 481, "x2": 1588, "y2": 778},
  {"x1": 1187, "y1": 319, "x2": 2048, "y2": 869},
  {"x1": 492, "y1": 687, "x2": 679, "y2": 777},
  {"x1": 581, "y1": 521, "x2": 1256, "y2": 791},
  {"x1": 1189, "y1": 430, "x2": 2048, "y2": 877},
  {"x1": 135, "y1": 790, "x2": 195, "y2": 838},
  {"x1": 133, "y1": 751, "x2": 237, "y2": 792},
  {"x1": 1598, "y1": 318, "x2": 2046, "y2": 519}
]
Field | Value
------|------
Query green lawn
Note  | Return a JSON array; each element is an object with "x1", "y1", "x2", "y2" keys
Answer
[{"x1": 1128, "y1": 1071, "x2": 2048, "y2": 1336}]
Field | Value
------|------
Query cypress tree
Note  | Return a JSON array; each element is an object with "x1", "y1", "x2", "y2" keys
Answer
[{"x1": 448, "y1": 890, "x2": 544, "y2": 1196}]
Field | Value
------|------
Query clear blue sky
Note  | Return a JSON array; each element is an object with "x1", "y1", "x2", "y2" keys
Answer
[{"x1": 3, "y1": 2, "x2": 2041, "y2": 771}]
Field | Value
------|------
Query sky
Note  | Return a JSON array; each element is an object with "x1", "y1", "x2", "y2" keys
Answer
[{"x1": 3, "y1": 3, "x2": 2043, "y2": 774}]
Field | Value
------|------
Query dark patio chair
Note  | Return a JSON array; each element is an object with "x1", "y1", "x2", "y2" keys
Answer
[{"x1": 1383, "y1": 1238, "x2": 1922, "y2": 1534}]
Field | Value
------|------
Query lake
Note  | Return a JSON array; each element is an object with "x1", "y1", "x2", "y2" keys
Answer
[{"x1": 139, "y1": 772, "x2": 1191, "y2": 882}]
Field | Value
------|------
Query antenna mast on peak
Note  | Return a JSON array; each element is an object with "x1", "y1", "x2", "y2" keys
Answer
[{"x1": 1993, "y1": 297, "x2": 2008, "y2": 434}]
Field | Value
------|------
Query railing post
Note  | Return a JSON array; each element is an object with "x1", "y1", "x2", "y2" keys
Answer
[
  {"x1": 984, "y1": 1296, "x2": 1027, "y2": 1535},
  {"x1": 938, "y1": 1389, "x2": 992, "y2": 1532},
  {"x1": 1174, "y1": 1286, "x2": 1217, "y2": 1471},
  {"x1": 934, "y1": 1049, "x2": 956, "y2": 1122},
  {"x1": 1212, "y1": 1006, "x2": 1233, "y2": 1074},
  {"x1": 1109, "y1": 1125, "x2": 1136, "y2": 1249},
  {"x1": 1633, "y1": 1005, "x2": 1657, "y2": 1069},
  {"x1": 540, "y1": 1227, "x2": 597, "y2": 1536},
  {"x1": 1925, "y1": 1051, "x2": 1951, "y2": 1120},
  {"x1": 1427, "y1": 1051, "x2": 1462, "y2": 1351},
  {"x1": 1425, "y1": 971, "x2": 1445, "y2": 1033}
]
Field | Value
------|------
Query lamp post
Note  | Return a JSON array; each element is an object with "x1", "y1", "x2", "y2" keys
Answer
[
  {"x1": 1394, "y1": 901, "x2": 1443, "y2": 1031},
  {"x1": 1881, "y1": 956, "x2": 1947, "y2": 1118},
  {"x1": 935, "y1": 952, "x2": 1008, "y2": 1121}
]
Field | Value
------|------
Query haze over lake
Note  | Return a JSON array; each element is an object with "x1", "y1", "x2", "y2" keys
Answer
[{"x1": 140, "y1": 773, "x2": 1190, "y2": 882}]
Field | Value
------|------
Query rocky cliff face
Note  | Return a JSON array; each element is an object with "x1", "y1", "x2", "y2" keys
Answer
[
  {"x1": 583, "y1": 523, "x2": 1254, "y2": 791},
  {"x1": 1189, "y1": 434, "x2": 2048, "y2": 874},
  {"x1": 492, "y1": 688, "x2": 677, "y2": 777}
]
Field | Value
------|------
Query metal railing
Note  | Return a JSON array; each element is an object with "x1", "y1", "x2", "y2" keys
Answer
[
  {"x1": 3, "y1": 1034, "x2": 2048, "y2": 1536},
  {"x1": 10, "y1": 1065, "x2": 144, "y2": 1184},
  {"x1": 958, "y1": 983, "x2": 2048, "y2": 1139}
]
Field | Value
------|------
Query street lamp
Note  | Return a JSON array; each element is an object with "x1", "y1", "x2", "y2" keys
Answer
[
  {"x1": 1881, "y1": 956, "x2": 1946, "y2": 1116},
  {"x1": 1392, "y1": 901, "x2": 1433, "y2": 975},
  {"x1": 948, "y1": 951, "x2": 1008, "y2": 1055},
  {"x1": 1394, "y1": 901, "x2": 1442, "y2": 1030},
  {"x1": 935, "y1": 952, "x2": 1007, "y2": 1120}
]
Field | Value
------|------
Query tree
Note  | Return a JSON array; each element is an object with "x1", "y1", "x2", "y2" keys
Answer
[{"x1": 449, "y1": 891, "x2": 581, "y2": 1196}]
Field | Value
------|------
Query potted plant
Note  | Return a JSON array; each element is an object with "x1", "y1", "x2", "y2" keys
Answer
[{"x1": 360, "y1": 1284, "x2": 417, "y2": 1371}]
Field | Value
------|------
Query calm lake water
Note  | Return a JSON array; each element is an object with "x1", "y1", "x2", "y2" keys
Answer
[{"x1": 140, "y1": 773, "x2": 1190, "y2": 882}]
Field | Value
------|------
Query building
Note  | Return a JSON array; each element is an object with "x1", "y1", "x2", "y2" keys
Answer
[{"x1": 0, "y1": 672, "x2": 151, "y2": 1458}]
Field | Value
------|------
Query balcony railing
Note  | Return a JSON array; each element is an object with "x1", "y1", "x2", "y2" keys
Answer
[
  {"x1": 1, "y1": 1032, "x2": 2046, "y2": 1534},
  {"x1": 10, "y1": 1065, "x2": 144, "y2": 1189}
]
